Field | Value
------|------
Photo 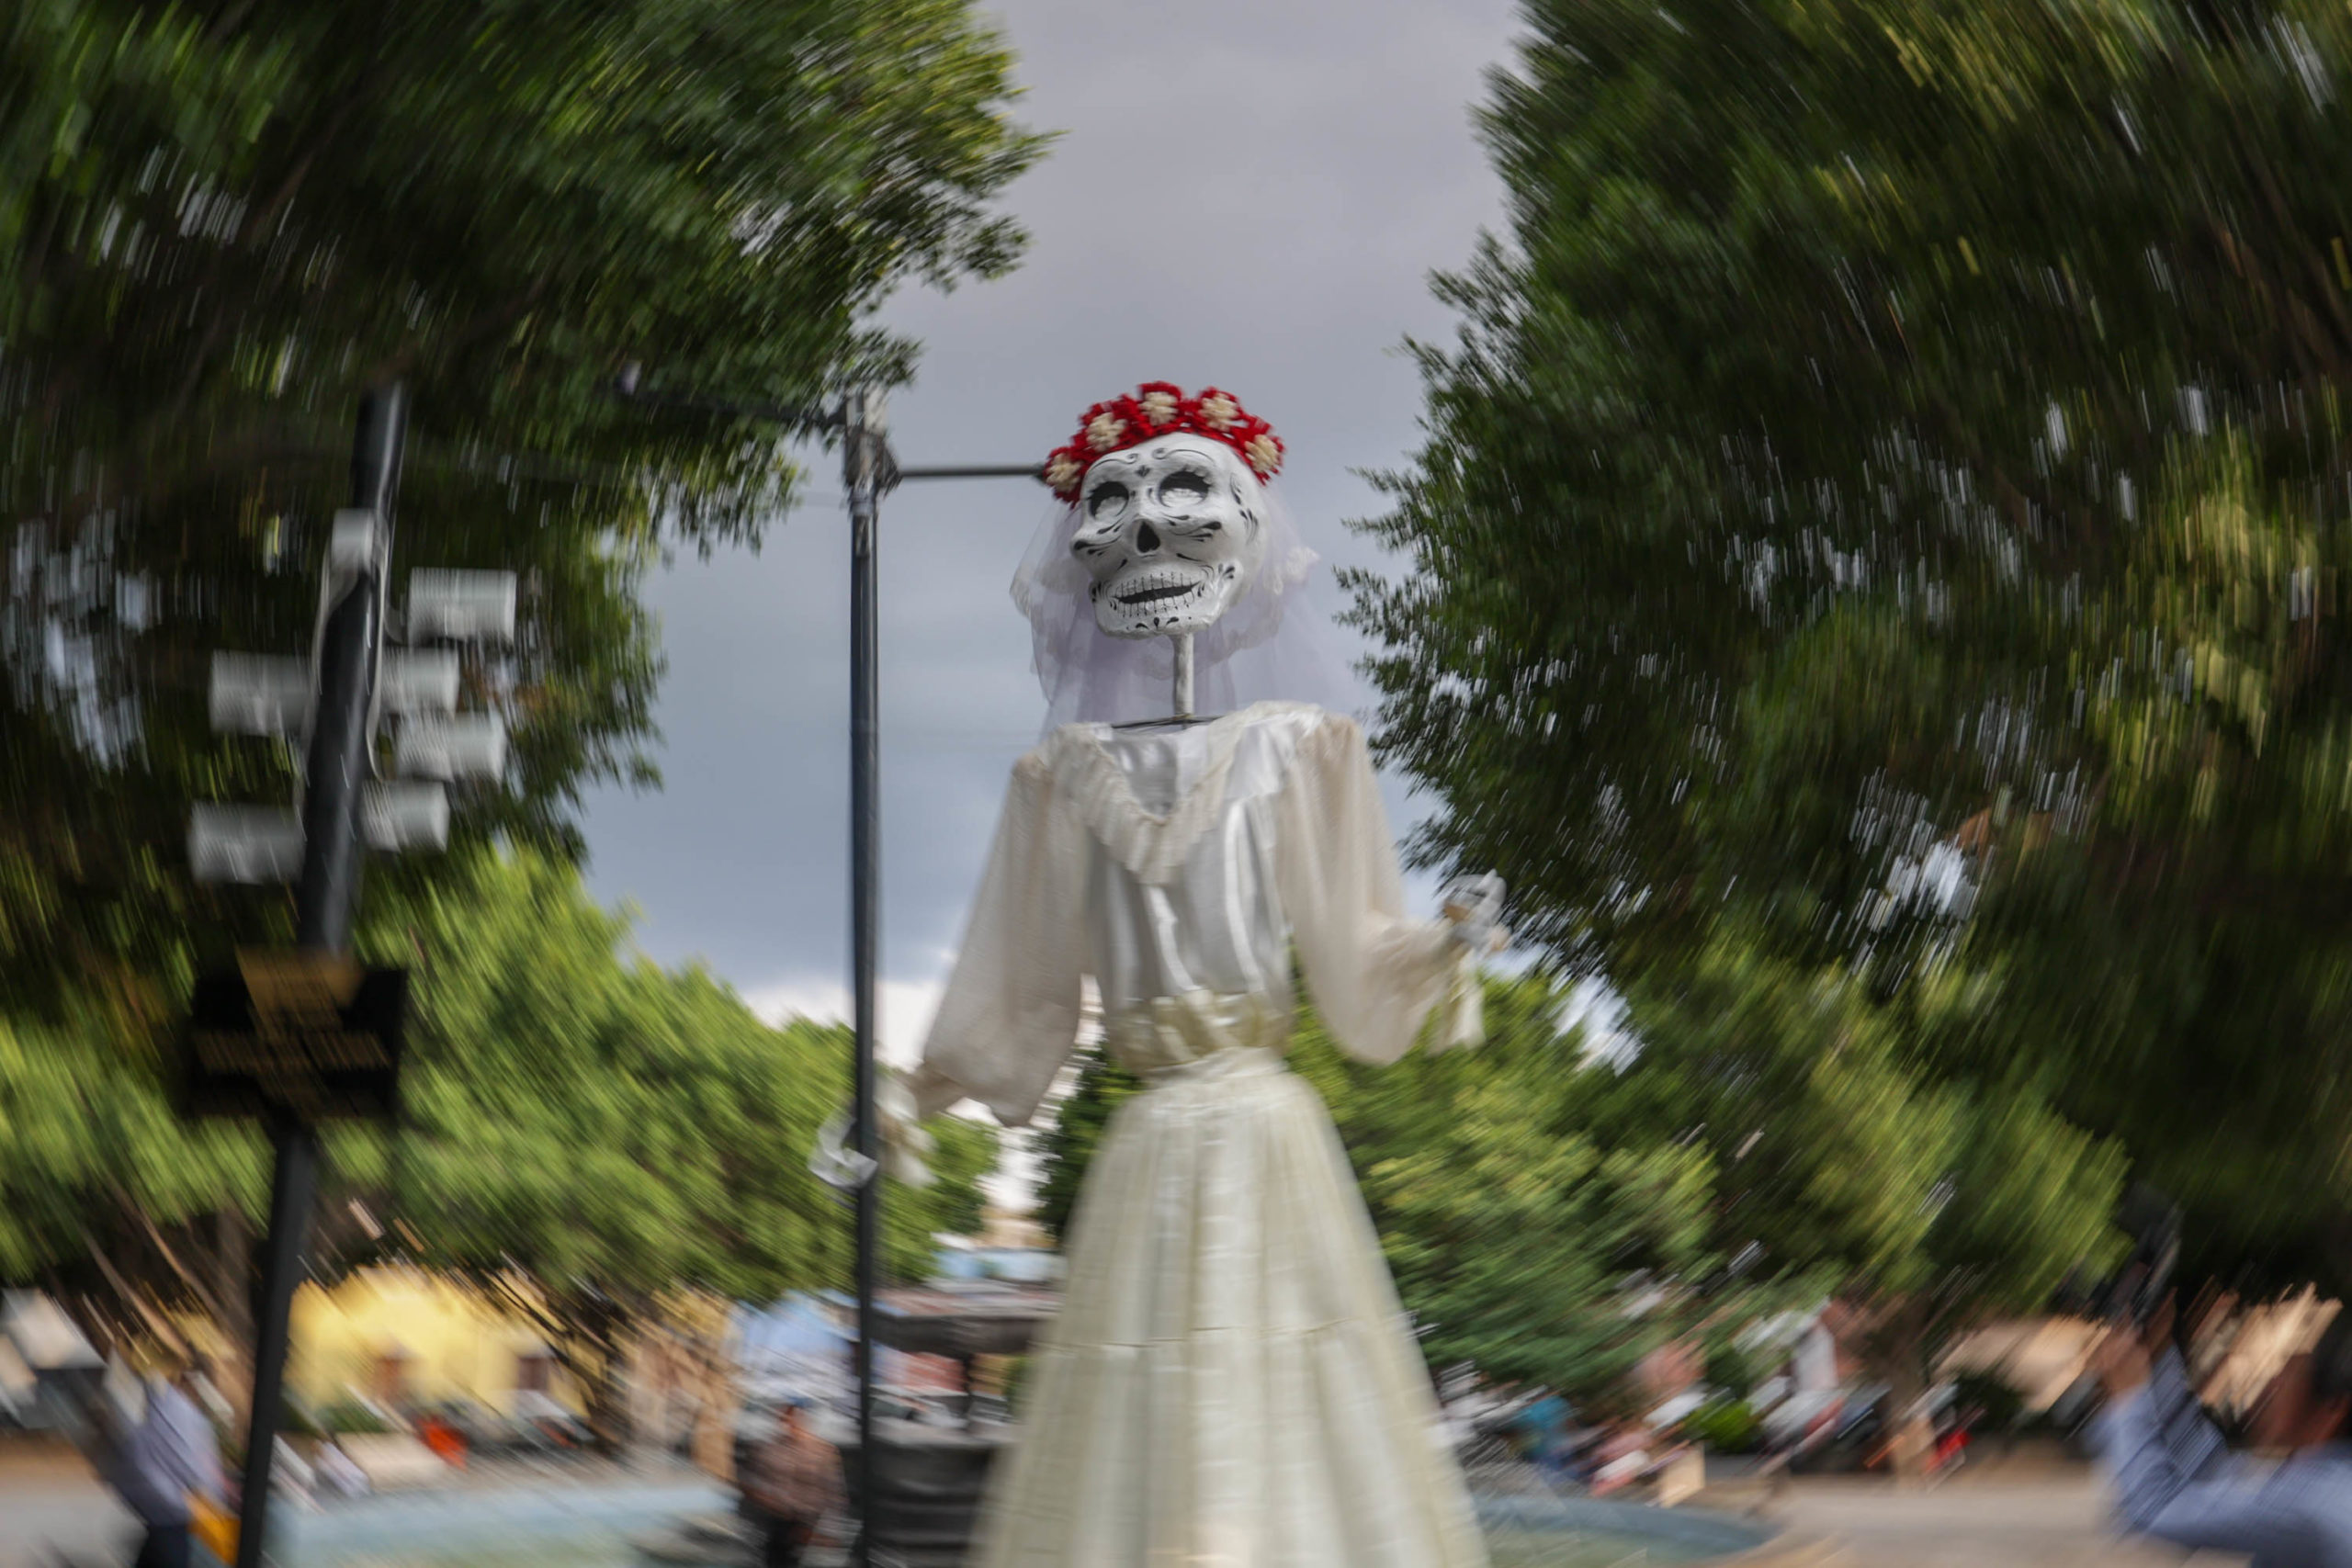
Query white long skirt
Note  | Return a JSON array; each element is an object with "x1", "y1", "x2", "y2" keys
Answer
[{"x1": 974, "y1": 1045, "x2": 1489, "y2": 1567}]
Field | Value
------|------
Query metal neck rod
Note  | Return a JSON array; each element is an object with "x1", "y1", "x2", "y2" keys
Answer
[
  {"x1": 1171, "y1": 633, "x2": 1195, "y2": 720},
  {"x1": 843, "y1": 387, "x2": 883, "y2": 1568}
]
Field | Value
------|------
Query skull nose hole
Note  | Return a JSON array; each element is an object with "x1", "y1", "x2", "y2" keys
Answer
[{"x1": 1135, "y1": 521, "x2": 1161, "y2": 554}]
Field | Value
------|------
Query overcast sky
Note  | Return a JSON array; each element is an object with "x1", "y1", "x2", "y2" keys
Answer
[{"x1": 578, "y1": 0, "x2": 1530, "y2": 1068}]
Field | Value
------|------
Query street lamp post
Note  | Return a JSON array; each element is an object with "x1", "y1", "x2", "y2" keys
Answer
[
  {"x1": 842, "y1": 389, "x2": 887, "y2": 1560},
  {"x1": 616, "y1": 374, "x2": 1039, "y2": 1565}
]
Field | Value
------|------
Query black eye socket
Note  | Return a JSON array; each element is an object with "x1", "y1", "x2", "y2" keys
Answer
[
  {"x1": 1159, "y1": 470, "x2": 1210, "y2": 506},
  {"x1": 1087, "y1": 481, "x2": 1130, "y2": 520}
]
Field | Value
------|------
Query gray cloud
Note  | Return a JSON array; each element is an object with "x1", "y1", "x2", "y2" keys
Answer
[{"x1": 580, "y1": 0, "x2": 1525, "y2": 1044}]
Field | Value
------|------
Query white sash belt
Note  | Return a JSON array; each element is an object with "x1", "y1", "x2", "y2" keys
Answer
[{"x1": 1102, "y1": 988, "x2": 1289, "y2": 1079}]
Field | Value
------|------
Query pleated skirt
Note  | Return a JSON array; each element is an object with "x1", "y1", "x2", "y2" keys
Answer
[{"x1": 972, "y1": 1046, "x2": 1489, "y2": 1567}]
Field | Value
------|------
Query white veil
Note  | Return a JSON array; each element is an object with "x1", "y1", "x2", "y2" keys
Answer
[{"x1": 1011, "y1": 485, "x2": 1359, "y2": 733}]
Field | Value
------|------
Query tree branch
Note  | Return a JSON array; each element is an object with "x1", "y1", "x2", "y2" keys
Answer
[{"x1": 82, "y1": 1229, "x2": 197, "y2": 1359}]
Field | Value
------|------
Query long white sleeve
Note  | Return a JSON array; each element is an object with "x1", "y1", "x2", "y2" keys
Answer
[
  {"x1": 910, "y1": 750, "x2": 1091, "y2": 1128},
  {"x1": 1274, "y1": 714, "x2": 1482, "y2": 1065}
]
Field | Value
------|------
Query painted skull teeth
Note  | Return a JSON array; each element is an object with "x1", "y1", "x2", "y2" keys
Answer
[{"x1": 1112, "y1": 569, "x2": 1210, "y2": 607}]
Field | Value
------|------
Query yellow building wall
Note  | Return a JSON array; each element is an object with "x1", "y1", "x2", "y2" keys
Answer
[{"x1": 289, "y1": 1266, "x2": 582, "y2": 1416}]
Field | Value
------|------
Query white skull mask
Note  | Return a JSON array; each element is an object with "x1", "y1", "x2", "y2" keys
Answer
[{"x1": 1071, "y1": 434, "x2": 1268, "y2": 639}]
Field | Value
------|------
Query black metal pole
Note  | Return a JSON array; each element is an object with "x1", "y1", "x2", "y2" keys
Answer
[
  {"x1": 232, "y1": 1121, "x2": 315, "y2": 1568},
  {"x1": 894, "y1": 463, "x2": 1045, "y2": 482},
  {"x1": 234, "y1": 384, "x2": 403, "y2": 1568},
  {"x1": 604, "y1": 368, "x2": 1035, "y2": 1562},
  {"x1": 843, "y1": 388, "x2": 883, "y2": 1566}
]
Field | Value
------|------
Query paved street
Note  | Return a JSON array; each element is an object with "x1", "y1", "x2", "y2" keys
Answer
[
  {"x1": 0, "y1": 1445, "x2": 129, "y2": 1568},
  {"x1": 0, "y1": 1443, "x2": 722, "y2": 1568},
  {"x1": 3, "y1": 1439, "x2": 2251, "y2": 1568},
  {"x1": 1770, "y1": 1475, "x2": 2242, "y2": 1567}
]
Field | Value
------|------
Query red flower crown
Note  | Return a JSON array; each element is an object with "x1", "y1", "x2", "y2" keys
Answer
[{"x1": 1043, "y1": 382, "x2": 1284, "y2": 504}]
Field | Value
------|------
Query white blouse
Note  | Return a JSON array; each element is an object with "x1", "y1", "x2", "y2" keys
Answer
[{"x1": 910, "y1": 701, "x2": 1479, "y2": 1127}]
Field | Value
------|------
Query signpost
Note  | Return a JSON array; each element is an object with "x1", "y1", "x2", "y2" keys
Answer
[
  {"x1": 184, "y1": 952, "x2": 407, "y2": 1122},
  {"x1": 187, "y1": 386, "x2": 513, "y2": 1567}
]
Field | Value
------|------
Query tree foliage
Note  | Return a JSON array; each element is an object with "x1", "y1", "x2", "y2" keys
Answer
[
  {"x1": 1038, "y1": 965, "x2": 2120, "y2": 1401},
  {"x1": 1, "y1": 0, "x2": 1043, "y2": 1024},
  {"x1": 1594, "y1": 943, "x2": 2126, "y2": 1391},
  {"x1": 1354, "y1": 0, "x2": 2352, "y2": 1283},
  {"x1": 343, "y1": 849, "x2": 995, "y2": 1430},
  {"x1": 3, "y1": 847, "x2": 994, "y2": 1422},
  {"x1": 1293, "y1": 978, "x2": 1736, "y2": 1397},
  {"x1": 0, "y1": 1002, "x2": 264, "y2": 1299},
  {"x1": 354, "y1": 851, "x2": 845, "y2": 1301},
  {"x1": 1, "y1": 0, "x2": 1032, "y2": 1390},
  {"x1": 1034, "y1": 982, "x2": 1713, "y2": 1396},
  {"x1": 1032, "y1": 1043, "x2": 1140, "y2": 1245}
]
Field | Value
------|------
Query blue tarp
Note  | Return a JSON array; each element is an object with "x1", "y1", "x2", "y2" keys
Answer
[{"x1": 732, "y1": 1293, "x2": 849, "y2": 1363}]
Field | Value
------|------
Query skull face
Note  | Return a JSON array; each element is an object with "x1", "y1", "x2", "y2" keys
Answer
[{"x1": 1072, "y1": 434, "x2": 1267, "y2": 639}]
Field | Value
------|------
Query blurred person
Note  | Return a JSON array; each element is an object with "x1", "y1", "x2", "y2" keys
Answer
[
  {"x1": 313, "y1": 1438, "x2": 370, "y2": 1498},
  {"x1": 1932, "y1": 1403, "x2": 1974, "y2": 1475},
  {"x1": 2096, "y1": 1302, "x2": 2352, "y2": 1564},
  {"x1": 1506, "y1": 1389, "x2": 1577, "y2": 1484},
  {"x1": 1792, "y1": 1314, "x2": 1839, "y2": 1394},
  {"x1": 744, "y1": 1394, "x2": 843, "y2": 1568},
  {"x1": 415, "y1": 1408, "x2": 467, "y2": 1468},
  {"x1": 267, "y1": 1436, "x2": 316, "y2": 1512},
  {"x1": 99, "y1": 1352, "x2": 228, "y2": 1568},
  {"x1": 1589, "y1": 1416, "x2": 1657, "y2": 1497}
]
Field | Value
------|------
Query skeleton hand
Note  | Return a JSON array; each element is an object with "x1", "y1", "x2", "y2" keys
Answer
[
  {"x1": 810, "y1": 1066, "x2": 934, "y2": 1190},
  {"x1": 1440, "y1": 873, "x2": 1510, "y2": 953}
]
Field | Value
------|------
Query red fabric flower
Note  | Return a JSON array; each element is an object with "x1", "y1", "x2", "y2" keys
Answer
[{"x1": 1043, "y1": 383, "x2": 1283, "y2": 502}]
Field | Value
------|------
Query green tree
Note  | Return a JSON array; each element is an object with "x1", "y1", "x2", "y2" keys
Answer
[
  {"x1": 338, "y1": 848, "x2": 995, "y2": 1434},
  {"x1": 2, "y1": 0, "x2": 1043, "y2": 1022},
  {"x1": 922, "y1": 1115, "x2": 1000, "y2": 1243},
  {"x1": 2, "y1": 847, "x2": 996, "y2": 1438},
  {"x1": 0, "y1": 1002, "x2": 264, "y2": 1351},
  {"x1": 1033, "y1": 967, "x2": 2112, "y2": 1420},
  {"x1": 1592, "y1": 941, "x2": 2126, "y2": 1414},
  {"x1": 1, "y1": 0, "x2": 1035, "y2": 1393},
  {"x1": 1290, "y1": 976, "x2": 1739, "y2": 1396},
  {"x1": 1033, "y1": 1043, "x2": 1141, "y2": 1244},
  {"x1": 1038, "y1": 977, "x2": 1770, "y2": 1402},
  {"x1": 1354, "y1": 0, "x2": 2352, "y2": 1283}
]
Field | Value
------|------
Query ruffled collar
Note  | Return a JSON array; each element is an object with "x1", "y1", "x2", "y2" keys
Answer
[{"x1": 1046, "y1": 701, "x2": 1318, "y2": 885}]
